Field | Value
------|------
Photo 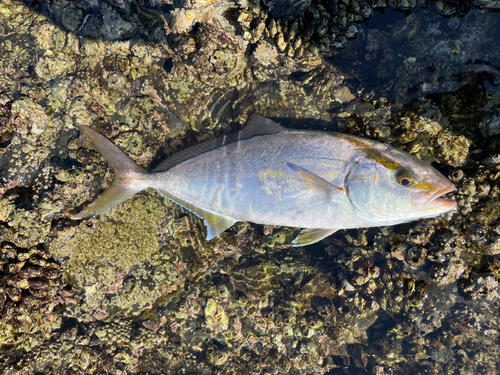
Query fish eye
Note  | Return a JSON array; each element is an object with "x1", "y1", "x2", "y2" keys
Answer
[{"x1": 395, "y1": 170, "x2": 415, "y2": 186}]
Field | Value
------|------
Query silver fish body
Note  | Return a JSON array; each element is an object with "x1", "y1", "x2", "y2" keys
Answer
[
  {"x1": 153, "y1": 131, "x2": 369, "y2": 229},
  {"x1": 72, "y1": 114, "x2": 457, "y2": 246}
]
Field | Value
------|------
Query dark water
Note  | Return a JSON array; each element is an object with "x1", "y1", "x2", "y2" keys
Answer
[{"x1": 334, "y1": 7, "x2": 500, "y2": 105}]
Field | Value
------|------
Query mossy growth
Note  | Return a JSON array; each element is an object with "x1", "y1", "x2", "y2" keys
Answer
[{"x1": 48, "y1": 193, "x2": 168, "y2": 318}]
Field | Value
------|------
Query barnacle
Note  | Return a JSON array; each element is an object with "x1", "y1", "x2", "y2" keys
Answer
[{"x1": 0, "y1": 244, "x2": 62, "y2": 350}]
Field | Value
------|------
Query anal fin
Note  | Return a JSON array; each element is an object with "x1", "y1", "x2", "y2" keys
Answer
[
  {"x1": 292, "y1": 228, "x2": 336, "y2": 247},
  {"x1": 156, "y1": 189, "x2": 236, "y2": 240},
  {"x1": 203, "y1": 214, "x2": 236, "y2": 240}
]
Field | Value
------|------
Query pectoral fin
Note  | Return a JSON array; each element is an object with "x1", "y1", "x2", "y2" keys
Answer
[
  {"x1": 292, "y1": 228, "x2": 337, "y2": 247},
  {"x1": 287, "y1": 163, "x2": 343, "y2": 200},
  {"x1": 156, "y1": 189, "x2": 236, "y2": 240}
]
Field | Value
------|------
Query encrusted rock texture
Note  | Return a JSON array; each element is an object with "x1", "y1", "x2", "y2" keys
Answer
[{"x1": 0, "y1": 0, "x2": 500, "y2": 373}]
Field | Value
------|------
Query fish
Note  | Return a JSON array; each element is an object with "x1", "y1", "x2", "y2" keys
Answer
[{"x1": 71, "y1": 114, "x2": 457, "y2": 246}]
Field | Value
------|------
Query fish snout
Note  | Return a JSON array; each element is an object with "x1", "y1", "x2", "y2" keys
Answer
[{"x1": 422, "y1": 181, "x2": 457, "y2": 212}]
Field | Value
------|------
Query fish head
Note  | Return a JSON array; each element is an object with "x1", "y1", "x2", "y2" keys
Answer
[{"x1": 345, "y1": 144, "x2": 457, "y2": 226}]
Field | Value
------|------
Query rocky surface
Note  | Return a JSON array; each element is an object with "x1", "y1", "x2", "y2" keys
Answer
[{"x1": 0, "y1": 0, "x2": 499, "y2": 373}]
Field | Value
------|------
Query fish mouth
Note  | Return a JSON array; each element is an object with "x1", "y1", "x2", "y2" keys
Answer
[{"x1": 422, "y1": 183, "x2": 457, "y2": 211}]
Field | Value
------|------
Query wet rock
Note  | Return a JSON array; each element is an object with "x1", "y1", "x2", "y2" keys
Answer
[{"x1": 1, "y1": 0, "x2": 500, "y2": 373}]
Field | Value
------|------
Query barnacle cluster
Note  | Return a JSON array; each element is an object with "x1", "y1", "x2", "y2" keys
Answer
[
  {"x1": 173, "y1": 23, "x2": 248, "y2": 88},
  {"x1": 27, "y1": 0, "x2": 496, "y2": 66},
  {"x1": 0, "y1": 243, "x2": 62, "y2": 351}
]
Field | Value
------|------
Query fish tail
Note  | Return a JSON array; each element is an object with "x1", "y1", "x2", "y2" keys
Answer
[{"x1": 71, "y1": 126, "x2": 149, "y2": 220}]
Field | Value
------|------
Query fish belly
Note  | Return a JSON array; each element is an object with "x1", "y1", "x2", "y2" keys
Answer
[{"x1": 150, "y1": 131, "x2": 371, "y2": 229}]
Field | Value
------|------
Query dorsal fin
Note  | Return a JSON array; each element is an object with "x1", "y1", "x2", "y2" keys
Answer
[
  {"x1": 153, "y1": 114, "x2": 286, "y2": 173},
  {"x1": 243, "y1": 114, "x2": 286, "y2": 136}
]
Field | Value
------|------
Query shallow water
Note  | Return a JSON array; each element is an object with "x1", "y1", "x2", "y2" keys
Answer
[{"x1": 0, "y1": 0, "x2": 500, "y2": 374}]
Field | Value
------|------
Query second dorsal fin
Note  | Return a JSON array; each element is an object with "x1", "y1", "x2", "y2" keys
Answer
[{"x1": 153, "y1": 114, "x2": 286, "y2": 173}]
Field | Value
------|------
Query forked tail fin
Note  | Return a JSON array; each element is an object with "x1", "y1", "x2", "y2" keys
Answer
[{"x1": 71, "y1": 126, "x2": 149, "y2": 219}]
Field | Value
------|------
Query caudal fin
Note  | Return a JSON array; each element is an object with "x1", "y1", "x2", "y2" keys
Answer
[{"x1": 71, "y1": 126, "x2": 148, "y2": 220}]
